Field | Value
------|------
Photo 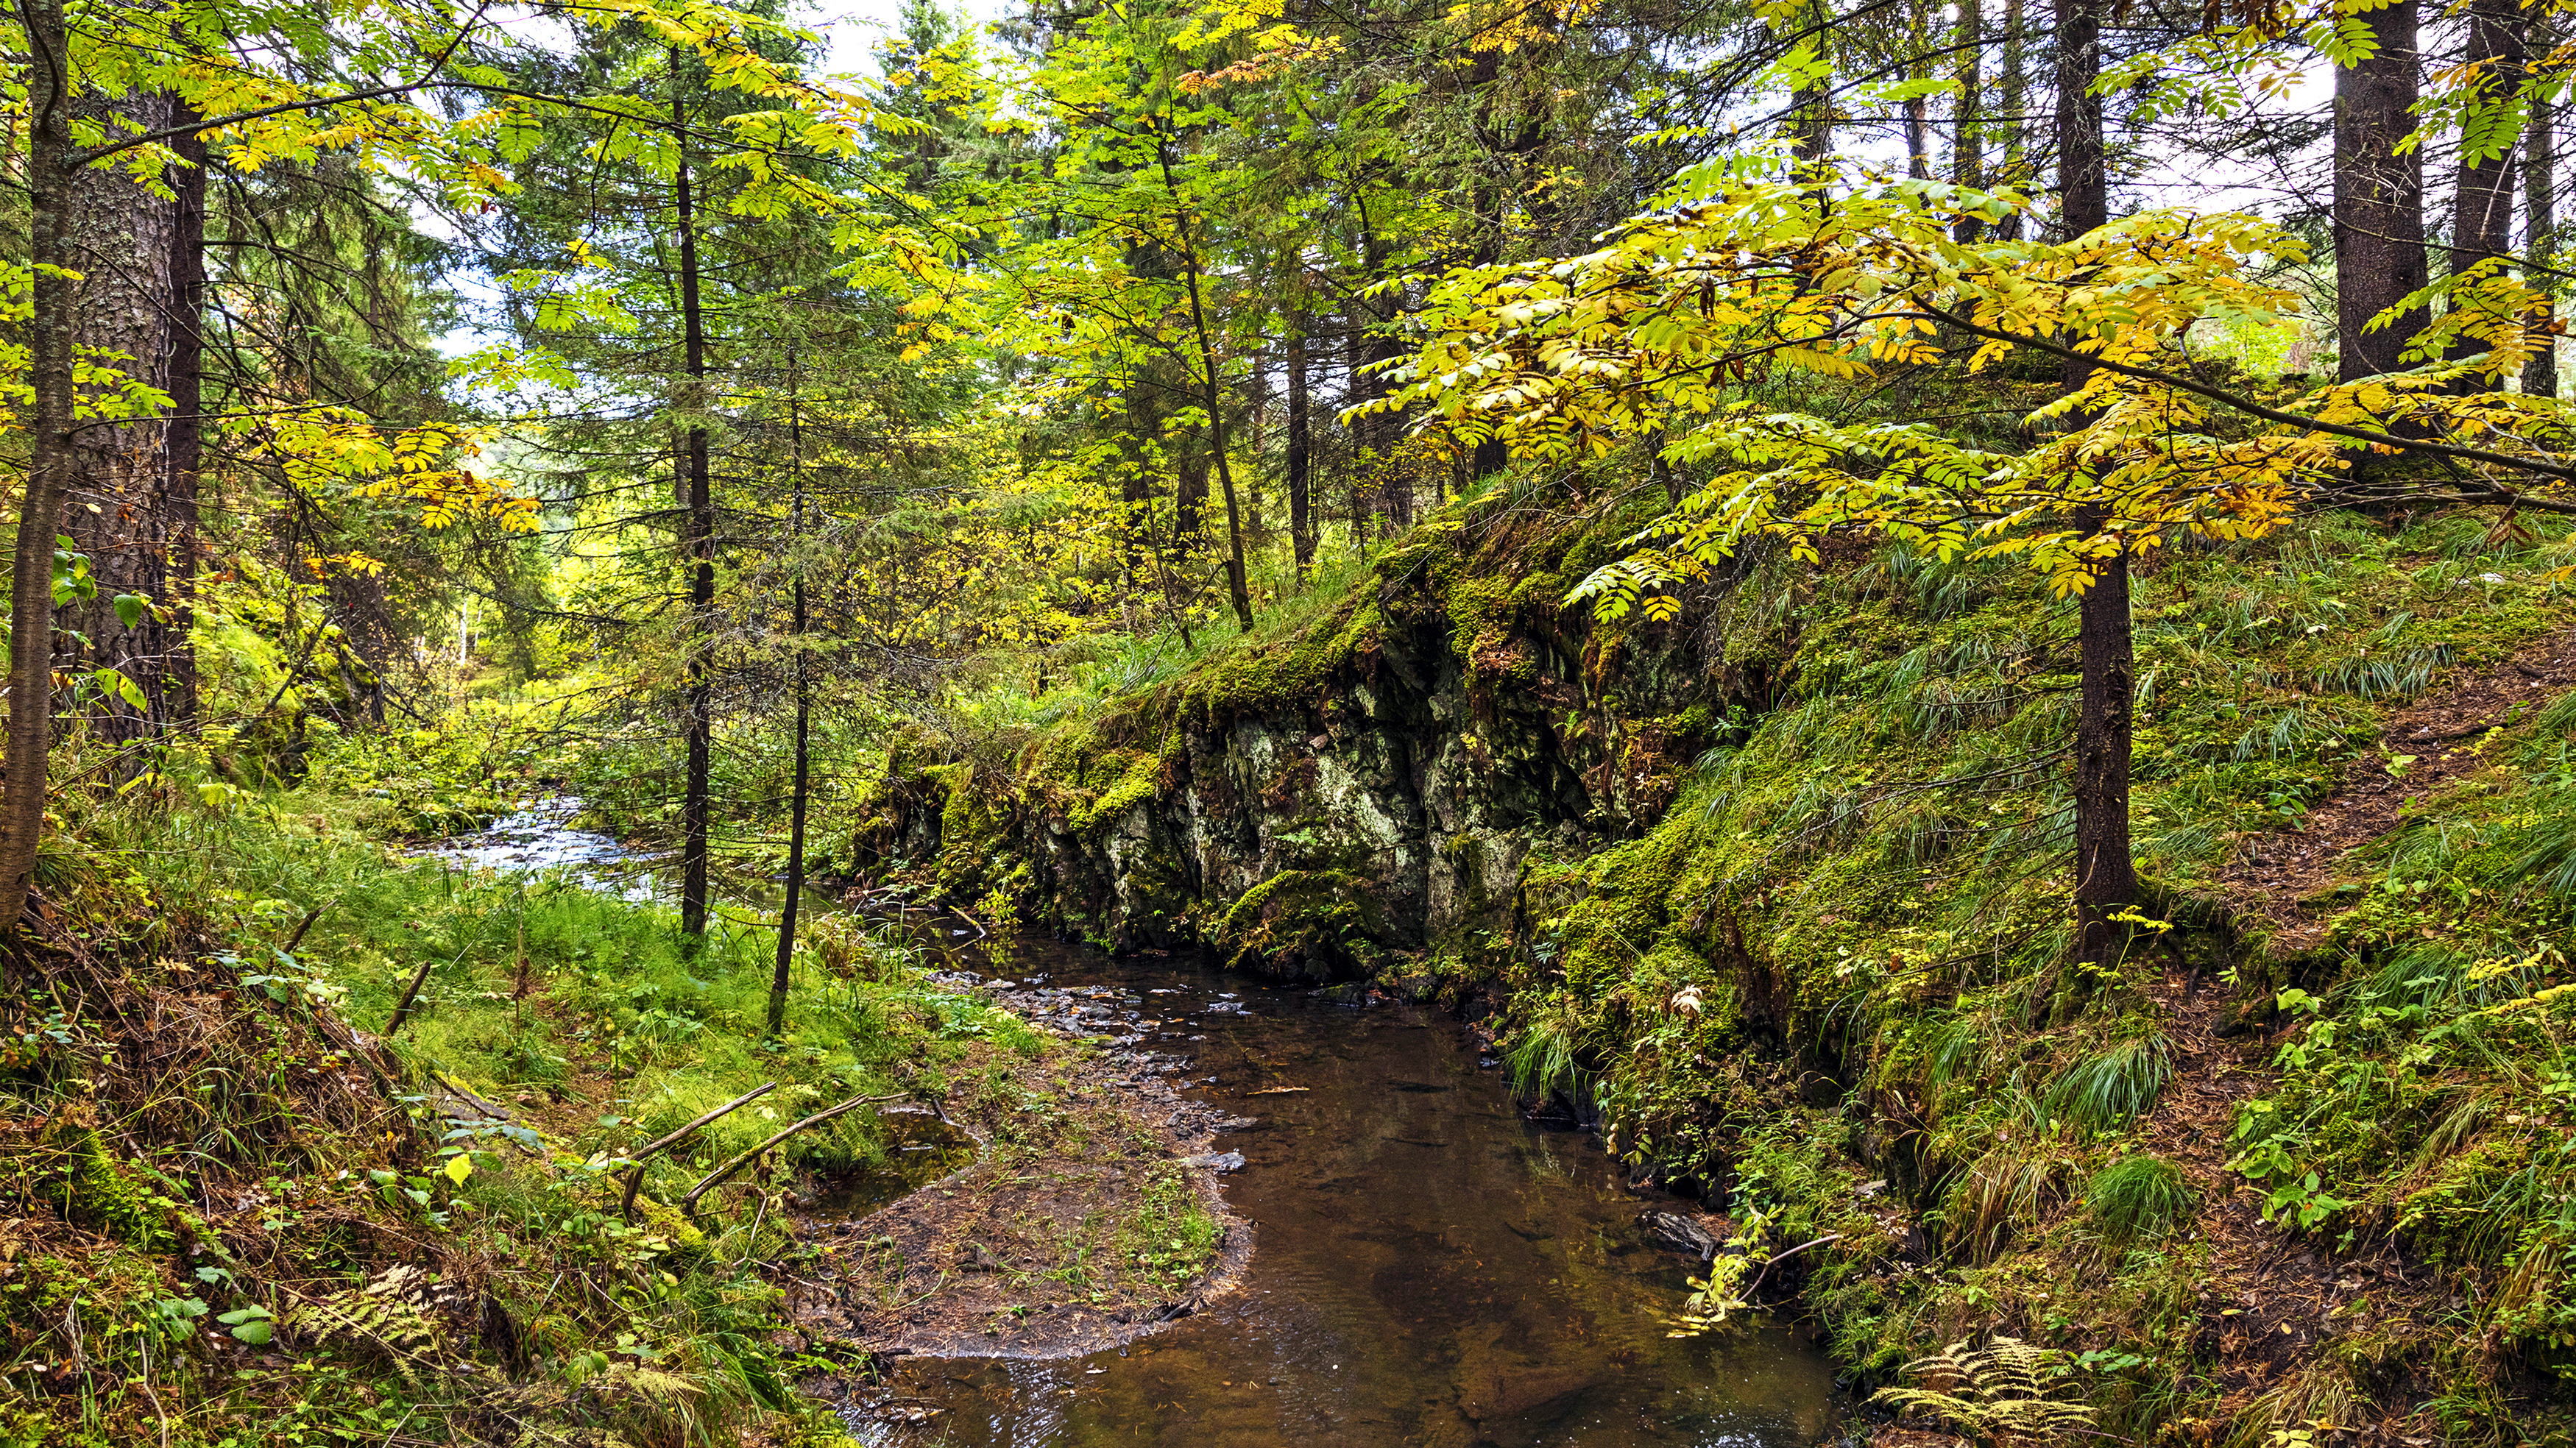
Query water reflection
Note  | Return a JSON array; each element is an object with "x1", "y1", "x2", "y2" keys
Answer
[{"x1": 848, "y1": 943, "x2": 1842, "y2": 1448}]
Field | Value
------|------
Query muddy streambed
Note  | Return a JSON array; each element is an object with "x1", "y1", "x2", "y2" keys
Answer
[{"x1": 430, "y1": 803, "x2": 1847, "y2": 1446}]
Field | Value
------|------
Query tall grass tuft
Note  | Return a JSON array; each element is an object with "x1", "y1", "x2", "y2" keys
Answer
[
  {"x1": 2042, "y1": 1034, "x2": 2173, "y2": 1135},
  {"x1": 2085, "y1": 1153, "x2": 2193, "y2": 1253}
]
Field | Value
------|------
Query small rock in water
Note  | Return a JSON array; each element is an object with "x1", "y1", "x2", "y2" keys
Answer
[
  {"x1": 1183, "y1": 1151, "x2": 1248, "y2": 1173},
  {"x1": 1638, "y1": 1209, "x2": 1724, "y2": 1263}
]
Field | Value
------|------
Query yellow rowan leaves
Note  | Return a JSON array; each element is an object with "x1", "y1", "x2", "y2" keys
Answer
[{"x1": 1371, "y1": 161, "x2": 2569, "y2": 624}]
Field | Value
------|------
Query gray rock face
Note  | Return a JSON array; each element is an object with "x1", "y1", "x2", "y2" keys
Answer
[{"x1": 874, "y1": 542, "x2": 1749, "y2": 983}]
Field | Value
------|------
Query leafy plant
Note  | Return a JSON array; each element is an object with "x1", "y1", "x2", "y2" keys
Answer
[{"x1": 1871, "y1": 1335, "x2": 2096, "y2": 1445}]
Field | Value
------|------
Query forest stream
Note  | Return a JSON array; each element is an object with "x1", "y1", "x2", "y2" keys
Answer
[{"x1": 438, "y1": 804, "x2": 1847, "y2": 1447}]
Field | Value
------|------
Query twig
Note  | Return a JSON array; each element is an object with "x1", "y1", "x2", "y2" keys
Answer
[
  {"x1": 681, "y1": 1092, "x2": 907, "y2": 1217},
  {"x1": 281, "y1": 895, "x2": 340, "y2": 954},
  {"x1": 618, "y1": 1082, "x2": 779, "y2": 1220},
  {"x1": 1745, "y1": 1232, "x2": 1845, "y2": 1298},
  {"x1": 137, "y1": 1338, "x2": 169, "y2": 1448},
  {"x1": 383, "y1": 942, "x2": 470, "y2": 1037}
]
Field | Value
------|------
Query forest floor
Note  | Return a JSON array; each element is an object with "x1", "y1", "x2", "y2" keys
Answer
[{"x1": 1871, "y1": 627, "x2": 2576, "y2": 1445}]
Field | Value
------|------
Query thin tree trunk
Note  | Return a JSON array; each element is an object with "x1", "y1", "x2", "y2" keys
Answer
[
  {"x1": 2073, "y1": 526, "x2": 2139, "y2": 968},
  {"x1": 673, "y1": 51, "x2": 715, "y2": 940},
  {"x1": 1157, "y1": 142, "x2": 1253, "y2": 632},
  {"x1": 1287, "y1": 316, "x2": 1313, "y2": 583},
  {"x1": 1283, "y1": 313, "x2": 1309, "y2": 582},
  {"x1": 2530, "y1": 70, "x2": 2560, "y2": 399},
  {"x1": 1903, "y1": 0, "x2": 1931, "y2": 185},
  {"x1": 1175, "y1": 450, "x2": 1207, "y2": 543},
  {"x1": 768, "y1": 352, "x2": 808, "y2": 1039},
  {"x1": 1467, "y1": 46, "x2": 1538, "y2": 483},
  {"x1": 2335, "y1": 0, "x2": 2428, "y2": 381},
  {"x1": 2449, "y1": 0, "x2": 2527, "y2": 388},
  {"x1": 4, "y1": 0, "x2": 76, "y2": 925}
]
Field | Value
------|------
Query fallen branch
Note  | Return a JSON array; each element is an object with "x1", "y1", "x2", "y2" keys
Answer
[
  {"x1": 1745, "y1": 1232, "x2": 1845, "y2": 1298},
  {"x1": 280, "y1": 895, "x2": 340, "y2": 954},
  {"x1": 681, "y1": 1091, "x2": 910, "y2": 1218},
  {"x1": 618, "y1": 1082, "x2": 779, "y2": 1220},
  {"x1": 383, "y1": 943, "x2": 464, "y2": 1037}
]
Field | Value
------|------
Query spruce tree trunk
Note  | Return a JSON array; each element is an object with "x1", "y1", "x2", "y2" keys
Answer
[
  {"x1": 1955, "y1": 0, "x2": 1985, "y2": 241},
  {"x1": 2449, "y1": 0, "x2": 2527, "y2": 388},
  {"x1": 59, "y1": 93, "x2": 181, "y2": 759},
  {"x1": 1998, "y1": 0, "x2": 2025, "y2": 240},
  {"x1": 2334, "y1": 0, "x2": 2428, "y2": 381},
  {"x1": 1287, "y1": 319, "x2": 1313, "y2": 583},
  {"x1": 2530, "y1": 73, "x2": 2560, "y2": 400},
  {"x1": 1465, "y1": 46, "x2": 1535, "y2": 483},
  {"x1": 2054, "y1": 0, "x2": 2105, "y2": 241},
  {"x1": 167, "y1": 118, "x2": 208, "y2": 730},
  {"x1": 673, "y1": 53, "x2": 715, "y2": 940},
  {"x1": 4, "y1": 0, "x2": 77, "y2": 924},
  {"x1": 1175, "y1": 451, "x2": 1207, "y2": 543},
  {"x1": 1906, "y1": 90, "x2": 1931, "y2": 180},
  {"x1": 1791, "y1": 1, "x2": 1831, "y2": 199},
  {"x1": 2055, "y1": 0, "x2": 2104, "y2": 397}
]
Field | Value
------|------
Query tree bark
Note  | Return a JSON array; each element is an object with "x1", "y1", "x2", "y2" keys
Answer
[
  {"x1": 1175, "y1": 449, "x2": 1208, "y2": 543},
  {"x1": 673, "y1": 51, "x2": 715, "y2": 940},
  {"x1": 1955, "y1": 0, "x2": 1985, "y2": 241},
  {"x1": 2072, "y1": 529, "x2": 2139, "y2": 968},
  {"x1": 4, "y1": 0, "x2": 77, "y2": 925},
  {"x1": 1287, "y1": 316, "x2": 1313, "y2": 583},
  {"x1": 2530, "y1": 67, "x2": 2560, "y2": 400},
  {"x1": 1791, "y1": 1, "x2": 1832, "y2": 200},
  {"x1": 1998, "y1": 0, "x2": 2025, "y2": 240},
  {"x1": 2056, "y1": 0, "x2": 2105, "y2": 394},
  {"x1": 2334, "y1": 0, "x2": 2429, "y2": 381},
  {"x1": 1466, "y1": 46, "x2": 1529, "y2": 484},
  {"x1": 59, "y1": 93, "x2": 181, "y2": 757},
  {"x1": 2448, "y1": 0, "x2": 2527, "y2": 388},
  {"x1": 166, "y1": 116, "x2": 208, "y2": 730},
  {"x1": 1905, "y1": 88, "x2": 1931, "y2": 182},
  {"x1": 2054, "y1": 0, "x2": 2105, "y2": 241}
]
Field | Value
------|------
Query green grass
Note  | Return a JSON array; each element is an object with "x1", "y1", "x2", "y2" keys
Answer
[{"x1": 2084, "y1": 1154, "x2": 2193, "y2": 1254}]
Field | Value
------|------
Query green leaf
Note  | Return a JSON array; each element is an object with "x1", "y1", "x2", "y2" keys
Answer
[
  {"x1": 217, "y1": 1305, "x2": 275, "y2": 1346},
  {"x1": 113, "y1": 593, "x2": 147, "y2": 629}
]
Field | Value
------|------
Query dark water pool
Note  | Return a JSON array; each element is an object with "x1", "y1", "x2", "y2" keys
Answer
[{"x1": 853, "y1": 938, "x2": 1844, "y2": 1448}]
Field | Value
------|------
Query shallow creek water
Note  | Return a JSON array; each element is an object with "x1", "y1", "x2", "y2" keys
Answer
[
  {"x1": 430, "y1": 803, "x2": 1847, "y2": 1447},
  {"x1": 857, "y1": 938, "x2": 1845, "y2": 1448}
]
